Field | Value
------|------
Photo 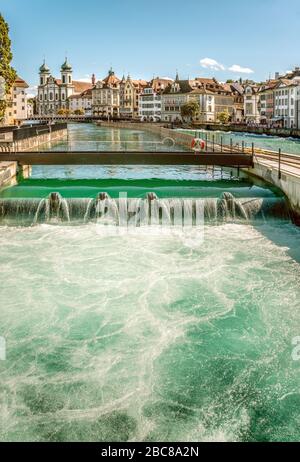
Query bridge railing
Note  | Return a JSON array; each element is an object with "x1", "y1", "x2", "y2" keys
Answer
[{"x1": 35, "y1": 139, "x2": 189, "y2": 153}]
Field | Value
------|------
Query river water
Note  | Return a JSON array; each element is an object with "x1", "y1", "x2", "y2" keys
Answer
[{"x1": 0, "y1": 124, "x2": 300, "y2": 442}]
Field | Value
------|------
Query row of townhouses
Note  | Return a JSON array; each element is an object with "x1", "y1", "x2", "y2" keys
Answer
[
  {"x1": 36, "y1": 61, "x2": 245, "y2": 124},
  {"x1": 243, "y1": 68, "x2": 300, "y2": 129},
  {"x1": 4, "y1": 61, "x2": 299, "y2": 130}
]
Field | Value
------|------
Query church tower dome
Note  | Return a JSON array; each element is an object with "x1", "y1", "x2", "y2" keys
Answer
[
  {"x1": 61, "y1": 57, "x2": 73, "y2": 85},
  {"x1": 39, "y1": 60, "x2": 50, "y2": 85}
]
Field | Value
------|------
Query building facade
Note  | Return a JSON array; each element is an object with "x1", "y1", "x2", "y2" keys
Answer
[
  {"x1": 138, "y1": 78, "x2": 172, "y2": 122},
  {"x1": 4, "y1": 76, "x2": 29, "y2": 125},
  {"x1": 119, "y1": 75, "x2": 147, "y2": 119},
  {"x1": 37, "y1": 59, "x2": 92, "y2": 116},
  {"x1": 92, "y1": 68, "x2": 120, "y2": 118},
  {"x1": 258, "y1": 81, "x2": 277, "y2": 125},
  {"x1": 222, "y1": 82, "x2": 244, "y2": 122},
  {"x1": 68, "y1": 88, "x2": 93, "y2": 116},
  {"x1": 139, "y1": 87, "x2": 162, "y2": 121},
  {"x1": 273, "y1": 79, "x2": 300, "y2": 129},
  {"x1": 161, "y1": 77, "x2": 195, "y2": 122},
  {"x1": 244, "y1": 85, "x2": 260, "y2": 123}
]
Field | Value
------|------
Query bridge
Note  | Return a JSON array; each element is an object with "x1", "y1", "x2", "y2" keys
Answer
[
  {"x1": 0, "y1": 150, "x2": 254, "y2": 167},
  {"x1": 29, "y1": 115, "x2": 131, "y2": 123}
]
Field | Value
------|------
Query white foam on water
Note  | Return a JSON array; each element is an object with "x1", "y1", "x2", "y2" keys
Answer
[{"x1": 1, "y1": 223, "x2": 300, "y2": 441}]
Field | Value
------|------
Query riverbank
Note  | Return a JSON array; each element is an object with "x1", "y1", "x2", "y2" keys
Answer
[{"x1": 191, "y1": 122, "x2": 300, "y2": 139}]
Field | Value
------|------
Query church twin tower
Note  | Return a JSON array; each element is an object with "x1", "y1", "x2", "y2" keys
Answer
[{"x1": 39, "y1": 58, "x2": 73, "y2": 87}]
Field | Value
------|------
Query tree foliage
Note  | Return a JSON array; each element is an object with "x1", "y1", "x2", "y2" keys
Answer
[
  {"x1": 180, "y1": 100, "x2": 200, "y2": 121},
  {"x1": 57, "y1": 108, "x2": 72, "y2": 116},
  {"x1": 218, "y1": 110, "x2": 230, "y2": 124},
  {"x1": 0, "y1": 14, "x2": 17, "y2": 120},
  {"x1": 74, "y1": 108, "x2": 85, "y2": 115}
]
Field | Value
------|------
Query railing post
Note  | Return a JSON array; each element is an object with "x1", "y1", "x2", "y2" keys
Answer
[
  {"x1": 242, "y1": 141, "x2": 245, "y2": 153},
  {"x1": 278, "y1": 148, "x2": 282, "y2": 179},
  {"x1": 230, "y1": 138, "x2": 233, "y2": 152},
  {"x1": 205, "y1": 133, "x2": 208, "y2": 152},
  {"x1": 252, "y1": 143, "x2": 254, "y2": 168},
  {"x1": 221, "y1": 137, "x2": 223, "y2": 153},
  {"x1": 212, "y1": 135, "x2": 215, "y2": 152}
]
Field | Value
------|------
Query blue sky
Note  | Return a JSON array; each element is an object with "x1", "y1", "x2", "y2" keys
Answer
[{"x1": 1, "y1": 0, "x2": 300, "y2": 94}]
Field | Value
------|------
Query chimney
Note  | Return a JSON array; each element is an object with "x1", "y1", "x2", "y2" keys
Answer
[
  {"x1": 92, "y1": 73, "x2": 96, "y2": 86},
  {"x1": 275, "y1": 72, "x2": 280, "y2": 80}
]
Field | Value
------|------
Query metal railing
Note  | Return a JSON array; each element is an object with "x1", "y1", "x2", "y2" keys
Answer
[{"x1": 44, "y1": 139, "x2": 181, "y2": 153}]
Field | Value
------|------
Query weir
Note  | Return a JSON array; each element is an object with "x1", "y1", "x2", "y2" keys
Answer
[{"x1": 0, "y1": 192, "x2": 290, "y2": 226}]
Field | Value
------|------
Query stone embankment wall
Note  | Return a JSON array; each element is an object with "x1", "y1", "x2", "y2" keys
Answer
[
  {"x1": 0, "y1": 123, "x2": 67, "y2": 152},
  {"x1": 0, "y1": 123, "x2": 67, "y2": 185}
]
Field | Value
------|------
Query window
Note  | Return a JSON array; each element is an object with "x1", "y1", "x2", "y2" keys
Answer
[{"x1": 62, "y1": 75, "x2": 66, "y2": 84}]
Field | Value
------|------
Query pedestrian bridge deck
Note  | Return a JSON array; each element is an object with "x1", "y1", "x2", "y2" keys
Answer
[{"x1": 0, "y1": 150, "x2": 254, "y2": 167}]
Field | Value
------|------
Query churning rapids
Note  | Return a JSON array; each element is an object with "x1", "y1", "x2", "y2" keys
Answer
[{"x1": 1, "y1": 125, "x2": 300, "y2": 442}]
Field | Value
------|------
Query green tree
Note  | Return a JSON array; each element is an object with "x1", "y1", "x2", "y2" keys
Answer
[
  {"x1": 218, "y1": 110, "x2": 230, "y2": 124},
  {"x1": 180, "y1": 100, "x2": 200, "y2": 121},
  {"x1": 57, "y1": 108, "x2": 72, "y2": 116},
  {"x1": 74, "y1": 108, "x2": 85, "y2": 116},
  {"x1": 0, "y1": 14, "x2": 17, "y2": 120}
]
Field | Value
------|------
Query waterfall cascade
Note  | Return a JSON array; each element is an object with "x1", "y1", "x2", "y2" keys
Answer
[{"x1": 0, "y1": 192, "x2": 290, "y2": 226}]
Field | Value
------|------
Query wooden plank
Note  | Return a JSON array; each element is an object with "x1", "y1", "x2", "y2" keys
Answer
[{"x1": 0, "y1": 151, "x2": 253, "y2": 167}]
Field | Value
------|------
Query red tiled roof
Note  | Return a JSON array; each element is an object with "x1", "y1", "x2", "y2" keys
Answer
[
  {"x1": 14, "y1": 76, "x2": 29, "y2": 88},
  {"x1": 73, "y1": 81, "x2": 93, "y2": 93},
  {"x1": 53, "y1": 79, "x2": 92, "y2": 93},
  {"x1": 102, "y1": 73, "x2": 121, "y2": 87},
  {"x1": 69, "y1": 88, "x2": 93, "y2": 99}
]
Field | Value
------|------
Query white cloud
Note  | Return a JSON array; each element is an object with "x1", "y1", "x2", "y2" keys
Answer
[
  {"x1": 200, "y1": 58, "x2": 225, "y2": 72},
  {"x1": 26, "y1": 86, "x2": 38, "y2": 97},
  {"x1": 228, "y1": 64, "x2": 254, "y2": 74},
  {"x1": 77, "y1": 78, "x2": 92, "y2": 83},
  {"x1": 160, "y1": 77, "x2": 174, "y2": 81},
  {"x1": 200, "y1": 58, "x2": 255, "y2": 75},
  {"x1": 75, "y1": 74, "x2": 93, "y2": 83}
]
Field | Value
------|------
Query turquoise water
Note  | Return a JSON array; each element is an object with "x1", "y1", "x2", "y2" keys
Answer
[
  {"x1": 1, "y1": 124, "x2": 300, "y2": 442},
  {"x1": 178, "y1": 128, "x2": 300, "y2": 155},
  {"x1": 34, "y1": 123, "x2": 188, "y2": 152}
]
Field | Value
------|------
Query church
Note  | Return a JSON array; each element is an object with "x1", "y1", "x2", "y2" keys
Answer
[{"x1": 37, "y1": 59, "x2": 93, "y2": 116}]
